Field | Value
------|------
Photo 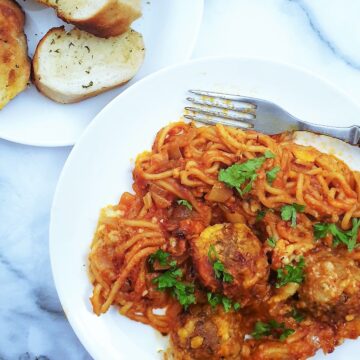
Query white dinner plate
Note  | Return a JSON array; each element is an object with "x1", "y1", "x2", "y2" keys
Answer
[
  {"x1": 0, "y1": 0, "x2": 203, "y2": 147},
  {"x1": 50, "y1": 57, "x2": 360, "y2": 360}
]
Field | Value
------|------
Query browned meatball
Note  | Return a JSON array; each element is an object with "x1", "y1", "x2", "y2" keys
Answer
[
  {"x1": 191, "y1": 223, "x2": 269, "y2": 305},
  {"x1": 170, "y1": 305, "x2": 244, "y2": 360},
  {"x1": 299, "y1": 248, "x2": 360, "y2": 322}
]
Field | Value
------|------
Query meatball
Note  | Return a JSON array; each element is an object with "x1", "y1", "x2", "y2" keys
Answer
[
  {"x1": 299, "y1": 248, "x2": 360, "y2": 322},
  {"x1": 191, "y1": 223, "x2": 269, "y2": 305},
  {"x1": 170, "y1": 305, "x2": 244, "y2": 360}
]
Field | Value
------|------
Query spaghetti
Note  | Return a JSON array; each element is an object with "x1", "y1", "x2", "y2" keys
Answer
[{"x1": 89, "y1": 122, "x2": 360, "y2": 359}]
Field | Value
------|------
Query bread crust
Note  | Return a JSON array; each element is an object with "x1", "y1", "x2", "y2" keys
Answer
[
  {"x1": 38, "y1": 0, "x2": 141, "y2": 38},
  {"x1": 32, "y1": 27, "x2": 145, "y2": 104},
  {"x1": 0, "y1": 0, "x2": 30, "y2": 109}
]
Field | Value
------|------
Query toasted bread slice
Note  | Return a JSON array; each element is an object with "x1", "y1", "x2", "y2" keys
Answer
[
  {"x1": 32, "y1": 27, "x2": 145, "y2": 104},
  {"x1": 0, "y1": 0, "x2": 30, "y2": 110},
  {"x1": 38, "y1": 0, "x2": 141, "y2": 38}
]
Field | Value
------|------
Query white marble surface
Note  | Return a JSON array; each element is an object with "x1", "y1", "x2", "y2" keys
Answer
[{"x1": 1, "y1": 0, "x2": 360, "y2": 359}]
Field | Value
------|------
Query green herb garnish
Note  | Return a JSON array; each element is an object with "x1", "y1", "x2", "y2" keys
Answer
[
  {"x1": 314, "y1": 218, "x2": 360, "y2": 252},
  {"x1": 208, "y1": 245, "x2": 233, "y2": 283},
  {"x1": 256, "y1": 210, "x2": 267, "y2": 222},
  {"x1": 151, "y1": 251, "x2": 194, "y2": 309},
  {"x1": 218, "y1": 151, "x2": 275, "y2": 196},
  {"x1": 256, "y1": 208, "x2": 273, "y2": 222},
  {"x1": 207, "y1": 292, "x2": 240, "y2": 312},
  {"x1": 177, "y1": 199, "x2": 193, "y2": 210},
  {"x1": 281, "y1": 203, "x2": 305, "y2": 227},
  {"x1": 251, "y1": 320, "x2": 295, "y2": 341},
  {"x1": 267, "y1": 236, "x2": 277, "y2": 248},
  {"x1": 266, "y1": 166, "x2": 281, "y2": 185},
  {"x1": 276, "y1": 257, "x2": 305, "y2": 288},
  {"x1": 289, "y1": 308, "x2": 305, "y2": 323},
  {"x1": 152, "y1": 267, "x2": 195, "y2": 309},
  {"x1": 149, "y1": 249, "x2": 170, "y2": 267}
]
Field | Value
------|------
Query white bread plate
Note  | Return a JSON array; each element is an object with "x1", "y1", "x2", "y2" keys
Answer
[{"x1": 0, "y1": 0, "x2": 204, "y2": 146}]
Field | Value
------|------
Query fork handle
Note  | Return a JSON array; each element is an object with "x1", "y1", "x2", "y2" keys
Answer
[{"x1": 299, "y1": 123, "x2": 360, "y2": 145}]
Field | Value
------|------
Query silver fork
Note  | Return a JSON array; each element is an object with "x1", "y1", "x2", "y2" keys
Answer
[{"x1": 185, "y1": 90, "x2": 360, "y2": 145}]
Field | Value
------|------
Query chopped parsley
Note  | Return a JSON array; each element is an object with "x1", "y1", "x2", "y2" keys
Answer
[
  {"x1": 233, "y1": 302, "x2": 241, "y2": 311},
  {"x1": 208, "y1": 245, "x2": 233, "y2": 283},
  {"x1": 177, "y1": 199, "x2": 193, "y2": 210},
  {"x1": 82, "y1": 81, "x2": 93, "y2": 89},
  {"x1": 207, "y1": 292, "x2": 240, "y2": 313},
  {"x1": 276, "y1": 257, "x2": 305, "y2": 288},
  {"x1": 314, "y1": 218, "x2": 360, "y2": 252},
  {"x1": 256, "y1": 208, "x2": 273, "y2": 222},
  {"x1": 152, "y1": 267, "x2": 195, "y2": 309},
  {"x1": 264, "y1": 150, "x2": 276, "y2": 159},
  {"x1": 148, "y1": 249, "x2": 174, "y2": 268},
  {"x1": 218, "y1": 151, "x2": 275, "y2": 196},
  {"x1": 289, "y1": 308, "x2": 305, "y2": 323},
  {"x1": 256, "y1": 210, "x2": 267, "y2": 222},
  {"x1": 281, "y1": 203, "x2": 305, "y2": 227},
  {"x1": 251, "y1": 320, "x2": 295, "y2": 341},
  {"x1": 150, "y1": 251, "x2": 194, "y2": 308},
  {"x1": 267, "y1": 236, "x2": 277, "y2": 248},
  {"x1": 266, "y1": 166, "x2": 281, "y2": 185}
]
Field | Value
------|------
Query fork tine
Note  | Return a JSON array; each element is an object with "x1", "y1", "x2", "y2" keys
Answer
[
  {"x1": 185, "y1": 106, "x2": 254, "y2": 123},
  {"x1": 184, "y1": 114, "x2": 252, "y2": 129},
  {"x1": 187, "y1": 97, "x2": 256, "y2": 115},
  {"x1": 189, "y1": 90, "x2": 257, "y2": 107}
]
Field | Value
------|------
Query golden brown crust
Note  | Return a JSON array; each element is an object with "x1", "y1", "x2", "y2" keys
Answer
[
  {"x1": 0, "y1": 0, "x2": 30, "y2": 109},
  {"x1": 170, "y1": 305, "x2": 244, "y2": 360},
  {"x1": 192, "y1": 223, "x2": 270, "y2": 305},
  {"x1": 66, "y1": 1, "x2": 141, "y2": 38},
  {"x1": 298, "y1": 248, "x2": 360, "y2": 322},
  {"x1": 38, "y1": 0, "x2": 141, "y2": 38}
]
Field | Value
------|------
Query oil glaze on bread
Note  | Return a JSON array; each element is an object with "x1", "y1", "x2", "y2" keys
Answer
[
  {"x1": 0, "y1": 0, "x2": 30, "y2": 109},
  {"x1": 32, "y1": 27, "x2": 145, "y2": 103}
]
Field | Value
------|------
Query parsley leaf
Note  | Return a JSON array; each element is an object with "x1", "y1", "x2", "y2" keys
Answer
[
  {"x1": 152, "y1": 267, "x2": 195, "y2": 309},
  {"x1": 281, "y1": 203, "x2": 305, "y2": 227},
  {"x1": 233, "y1": 302, "x2": 241, "y2": 311},
  {"x1": 348, "y1": 219, "x2": 360, "y2": 250},
  {"x1": 207, "y1": 292, "x2": 240, "y2": 312},
  {"x1": 177, "y1": 199, "x2": 193, "y2": 210},
  {"x1": 172, "y1": 282, "x2": 196, "y2": 309},
  {"x1": 251, "y1": 320, "x2": 294, "y2": 341},
  {"x1": 279, "y1": 328, "x2": 296, "y2": 341},
  {"x1": 148, "y1": 249, "x2": 170, "y2": 267},
  {"x1": 256, "y1": 208, "x2": 273, "y2": 222},
  {"x1": 265, "y1": 150, "x2": 276, "y2": 159},
  {"x1": 314, "y1": 219, "x2": 360, "y2": 252},
  {"x1": 256, "y1": 210, "x2": 267, "y2": 222},
  {"x1": 208, "y1": 245, "x2": 233, "y2": 283},
  {"x1": 289, "y1": 308, "x2": 305, "y2": 323},
  {"x1": 276, "y1": 257, "x2": 305, "y2": 288},
  {"x1": 313, "y1": 222, "x2": 331, "y2": 239},
  {"x1": 266, "y1": 166, "x2": 281, "y2": 185},
  {"x1": 219, "y1": 151, "x2": 275, "y2": 196},
  {"x1": 252, "y1": 321, "x2": 272, "y2": 339},
  {"x1": 267, "y1": 236, "x2": 277, "y2": 248}
]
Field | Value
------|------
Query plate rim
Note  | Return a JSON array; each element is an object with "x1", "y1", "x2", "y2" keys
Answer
[
  {"x1": 0, "y1": 0, "x2": 204, "y2": 148},
  {"x1": 49, "y1": 55, "x2": 360, "y2": 359}
]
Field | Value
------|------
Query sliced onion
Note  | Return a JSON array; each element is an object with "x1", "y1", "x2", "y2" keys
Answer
[
  {"x1": 151, "y1": 192, "x2": 171, "y2": 208},
  {"x1": 225, "y1": 211, "x2": 246, "y2": 224},
  {"x1": 206, "y1": 182, "x2": 233, "y2": 203}
]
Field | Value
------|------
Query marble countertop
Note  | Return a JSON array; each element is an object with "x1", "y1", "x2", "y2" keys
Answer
[{"x1": 2, "y1": 1, "x2": 360, "y2": 359}]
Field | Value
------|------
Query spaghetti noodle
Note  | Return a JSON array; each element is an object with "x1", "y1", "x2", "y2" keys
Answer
[{"x1": 89, "y1": 122, "x2": 360, "y2": 359}]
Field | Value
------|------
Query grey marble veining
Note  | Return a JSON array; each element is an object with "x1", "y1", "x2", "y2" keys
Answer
[
  {"x1": 2, "y1": 0, "x2": 360, "y2": 359},
  {"x1": 0, "y1": 142, "x2": 89, "y2": 360}
]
